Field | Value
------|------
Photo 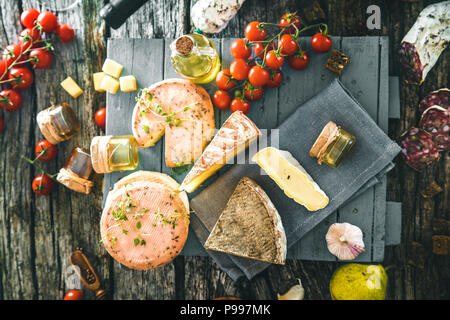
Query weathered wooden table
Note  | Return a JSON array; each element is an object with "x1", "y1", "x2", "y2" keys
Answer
[{"x1": 0, "y1": 0, "x2": 448, "y2": 300}]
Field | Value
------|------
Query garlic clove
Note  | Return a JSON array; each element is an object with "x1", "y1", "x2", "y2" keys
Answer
[
  {"x1": 326, "y1": 223, "x2": 365, "y2": 260},
  {"x1": 277, "y1": 279, "x2": 305, "y2": 300}
]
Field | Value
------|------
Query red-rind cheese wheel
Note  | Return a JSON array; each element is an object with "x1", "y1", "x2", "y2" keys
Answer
[{"x1": 101, "y1": 172, "x2": 189, "y2": 270}]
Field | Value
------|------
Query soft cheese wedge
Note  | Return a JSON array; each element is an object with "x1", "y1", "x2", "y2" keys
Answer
[
  {"x1": 180, "y1": 111, "x2": 261, "y2": 193},
  {"x1": 252, "y1": 147, "x2": 329, "y2": 211},
  {"x1": 204, "y1": 177, "x2": 286, "y2": 265}
]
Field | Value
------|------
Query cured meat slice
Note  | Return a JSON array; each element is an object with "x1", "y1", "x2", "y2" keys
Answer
[
  {"x1": 419, "y1": 88, "x2": 450, "y2": 113},
  {"x1": 419, "y1": 105, "x2": 450, "y2": 152},
  {"x1": 204, "y1": 177, "x2": 287, "y2": 265},
  {"x1": 399, "y1": 127, "x2": 440, "y2": 171},
  {"x1": 132, "y1": 79, "x2": 215, "y2": 167}
]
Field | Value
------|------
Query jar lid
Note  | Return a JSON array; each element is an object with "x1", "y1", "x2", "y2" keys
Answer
[
  {"x1": 37, "y1": 109, "x2": 66, "y2": 145},
  {"x1": 309, "y1": 121, "x2": 340, "y2": 163},
  {"x1": 90, "y1": 136, "x2": 112, "y2": 174}
]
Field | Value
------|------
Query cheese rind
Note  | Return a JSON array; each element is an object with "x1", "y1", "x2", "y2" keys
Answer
[
  {"x1": 93, "y1": 72, "x2": 106, "y2": 92},
  {"x1": 180, "y1": 111, "x2": 261, "y2": 193},
  {"x1": 61, "y1": 77, "x2": 83, "y2": 98},
  {"x1": 119, "y1": 75, "x2": 137, "y2": 92},
  {"x1": 102, "y1": 58, "x2": 123, "y2": 78},
  {"x1": 252, "y1": 147, "x2": 329, "y2": 211},
  {"x1": 100, "y1": 74, "x2": 120, "y2": 94}
]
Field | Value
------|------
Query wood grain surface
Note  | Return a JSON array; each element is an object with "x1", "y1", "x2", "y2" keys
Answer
[{"x1": 0, "y1": 0, "x2": 448, "y2": 300}]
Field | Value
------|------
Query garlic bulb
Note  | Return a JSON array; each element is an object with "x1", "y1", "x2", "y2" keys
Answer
[
  {"x1": 326, "y1": 223, "x2": 365, "y2": 260},
  {"x1": 277, "y1": 279, "x2": 305, "y2": 300}
]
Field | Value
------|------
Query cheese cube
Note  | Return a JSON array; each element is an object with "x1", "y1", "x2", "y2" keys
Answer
[
  {"x1": 119, "y1": 75, "x2": 137, "y2": 92},
  {"x1": 102, "y1": 58, "x2": 123, "y2": 78},
  {"x1": 100, "y1": 74, "x2": 120, "y2": 94},
  {"x1": 61, "y1": 77, "x2": 83, "y2": 98},
  {"x1": 93, "y1": 72, "x2": 106, "y2": 92}
]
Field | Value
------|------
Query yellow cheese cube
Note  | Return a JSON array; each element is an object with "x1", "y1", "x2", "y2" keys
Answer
[
  {"x1": 100, "y1": 74, "x2": 120, "y2": 94},
  {"x1": 119, "y1": 75, "x2": 137, "y2": 92},
  {"x1": 60, "y1": 77, "x2": 83, "y2": 98},
  {"x1": 93, "y1": 72, "x2": 106, "y2": 92},
  {"x1": 102, "y1": 58, "x2": 123, "y2": 78}
]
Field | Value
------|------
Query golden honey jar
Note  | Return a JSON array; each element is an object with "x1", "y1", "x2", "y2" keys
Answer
[
  {"x1": 37, "y1": 103, "x2": 80, "y2": 145},
  {"x1": 310, "y1": 121, "x2": 356, "y2": 168},
  {"x1": 90, "y1": 135, "x2": 139, "y2": 174},
  {"x1": 56, "y1": 147, "x2": 94, "y2": 194}
]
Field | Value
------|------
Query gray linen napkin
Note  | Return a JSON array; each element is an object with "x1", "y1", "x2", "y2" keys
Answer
[{"x1": 190, "y1": 79, "x2": 401, "y2": 280}]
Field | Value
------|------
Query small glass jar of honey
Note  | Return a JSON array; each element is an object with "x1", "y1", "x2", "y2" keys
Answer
[
  {"x1": 90, "y1": 135, "x2": 139, "y2": 174},
  {"x1": 57, "y1": 147, "x2": 94, "y2": 194},
  {"x1": 37, "y1": 103, "x2": 80, "y2": 145},
  {"x1": 309, "y1": 121, "x2": 356, "y2": 168}
]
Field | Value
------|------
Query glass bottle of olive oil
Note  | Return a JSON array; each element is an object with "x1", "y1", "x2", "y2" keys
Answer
[{"x1": 170, "y1": 32, "x2": 220, "y2": 84}]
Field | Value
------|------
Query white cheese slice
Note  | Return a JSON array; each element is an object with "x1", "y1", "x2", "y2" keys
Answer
[
  {"x1": 252, "y1": 147, "x2": 329, "y2": 211},
  {"x1": 119, "y1": 75, "x2": 137, "y2": 92},
  {"x1": 60, "y1": 76, "x2": 83, "y2": 98},
  {"x1": 102, "y1": 58, "x2": 123, "y2": 78},
  {"x1": 100, "y1": 75, "x2": 120, "y2": 94},
  {"x1": 93, "y1": 72, "x2": 106, "y2": 92}
]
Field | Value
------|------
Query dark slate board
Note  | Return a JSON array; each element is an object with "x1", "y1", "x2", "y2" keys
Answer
[{"x1": 104, "y1": 37, "x2": 394, "y2": 262}]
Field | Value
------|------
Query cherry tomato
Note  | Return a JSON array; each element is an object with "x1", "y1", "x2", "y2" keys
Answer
[
  {"x1": 254, "y1": 42, "x2": 274, "y2": 57},
  {"x1": 64, "y1": 290, "x2": 83, "y2": 300},
  {"x1": 32, "y1": 174, "x2": 54, "y2": 196},
  {"x1": 230, "y1": 39, "x2": 251, "y2": 60},
  {"x1": 265, "y1": 50, "x2": 285, "y2": 70},
  {"x1": 230, "y1": 98, "x2": 250, "y2": 114},
  {"x1": 230, "y1": 59, "x2": 250, "y2": 81},
  {"x1": 0, "y1": 59, "x2": 7, "y2": 76},
  {"x1": 266, "y1": 70, "x2": 283, "y2": 88},
  {"x1": 0, "y1": 116, "x2": 4, "y2": 133},
  {"x1": 0, "y1": 89, "x2": 23, "y2": 112},
  {"x1": 244, "y1": 21, "x2": 267, "y2": 41},
  {"x1": 216, "y1": 69, "x2": 236, "y2": 90},
  {"x1": 37, "y1": 11, "x2": 58, "y2": 33},
  {"x1": 212, "y1": 90, "x2": 231, "y2": 110},
  {"x1": 311, "y1": 33, "x2": 332, "y2": 54},
  {"x1": 279, "y1": 12, "x2": 302, "y2": 34},
  {"x1": 279, "y1": 34, "x2": 298, "y2": 56},
  {"x1": 29, "y1": 49, "x2": 53, "y2": 69},
  {"x1": 57, "y1": 24, "x2": 75, "y2": 43},
  {"x1": 21, "y1": 8, "x2": 40, "y2": 28},
  {"x1": 8, "y1": 67, "x2": 34, "y2": 90},
  {"x1": 18, "y1": 28, "x2": 41, "y2": 50},
  {"x1": 35, "y1": 139, "x2": 57, "y2": 162},
  {"x1": 243, "y1": 83, "x2": 264, "y2": 101},
  {"x1": 248, "y1": 65, "x2": 269, "y2": 87},
  {"x1": 95, "y1": 108, "x2": 106, "y2": 130},
  {"x1": 2, "y1": 44, "x2": 27, "y2": 67},
  {"x1": 288, "y1": 52, "x2": 310, "y2": 70}
]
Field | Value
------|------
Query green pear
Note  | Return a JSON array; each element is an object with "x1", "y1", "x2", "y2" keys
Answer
[{"x1": 329, "y1": 264, "x2": 388, "y2": 300}]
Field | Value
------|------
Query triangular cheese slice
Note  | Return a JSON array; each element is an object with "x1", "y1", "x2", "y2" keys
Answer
[
  {"x1": 180, "y1": 111, "x2": 261, "y2": 193},
  {"x1": 204, "y1": 177, "x2": 287, "y2": 265}
]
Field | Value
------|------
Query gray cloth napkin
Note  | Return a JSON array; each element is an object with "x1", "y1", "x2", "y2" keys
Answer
[{"x1": 190, "y1": 79, "x2": 401, "y2": 280}]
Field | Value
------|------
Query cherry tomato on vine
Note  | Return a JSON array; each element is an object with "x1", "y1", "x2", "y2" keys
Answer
[
  {"x1": 279, "y1": 34, "x2": 298, "y2": 56},
  {"x1": 95, "y1": 108, "x2": 106, "y2": 130},
  {"x1": 279, "y1": 12, "x2": 302, "y2": 34},
  {"x1": 0, "y1": 59, "x2": 7, "y2": 76},
  {"x1": 230, "y1": 59, "x2": 250, "y2": 81},
  {"x1": 0, "y1": 89, "x2": 23, "y2": 112},
  {"x1": 230, "y1": 38, "x2": 251, "y2": 60},
  {"x1": 57, "y1": 24, "x2": 75, "y2": 43},
  {"x1": 32, "y1": 174, "x2": 54, "y2": 196},
  {"x1": 243, "y1": 83, "x2": 264, "y2": 101},
  {"x1": 2, "y1": 44, "x2": 27, "y2": 67},
  {"x1": 265, "y1": 50, "x2": 285, "y2": 70},
  {"x1": 216, "y1": 69, "x2": 236, "y2": 90},
  {"x1": 254, "y1": 42, "x2": 274, "y2": 57},
  {"x1": 248, "y1": 65, "x2": 269, "y2": 87},
  {"x1": 230, "y1": 98, "x2": 250, "y2": 114},
  {"x1": 0, "y1": 116, "x2": 4, "y2": 133},
  {"x1": 29, "y1": 49, "x2": 53, "y2": 69},
  {"x1": 212, "y1": 90, "x2": 231, "y2": 110},
  {"x1": 64, "y1": 290, "x2": 84, "y2": 300},
  {"x1": 8, "y1": 67, "x2": 34, "y2": 90},
  {"x1": 311, "y1": 33, "x2": 332, "y2": 53},
  {"x1": 244, "y1": 21, "x2": 267, "y2": 41},
  {"x1": 18, "y1": 28, "x2": 41, "y2": 50},
  {"x1": 21, "y1": 8, "x2": 40, "y2": 28},
  {"x1": 37, "y1": 11, "x2": 58, "y2": 33},
  {"x1": 288, "y1": 51, "x2": 310, "y2": 70},
  {"x1": 266, "y1": 70, "x2": 283, "y2": 88},
  {"x1": 35, "y1": 139, "x2": 57, "y2": 162}
]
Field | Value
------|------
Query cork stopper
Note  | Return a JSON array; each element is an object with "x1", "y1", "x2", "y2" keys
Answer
[
  {"x1": 175, "y1": 36, "x2": 194, "y2": 55},
  {"x1": 309, "y1": 121, "x2": 340, "y2": 163}
]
